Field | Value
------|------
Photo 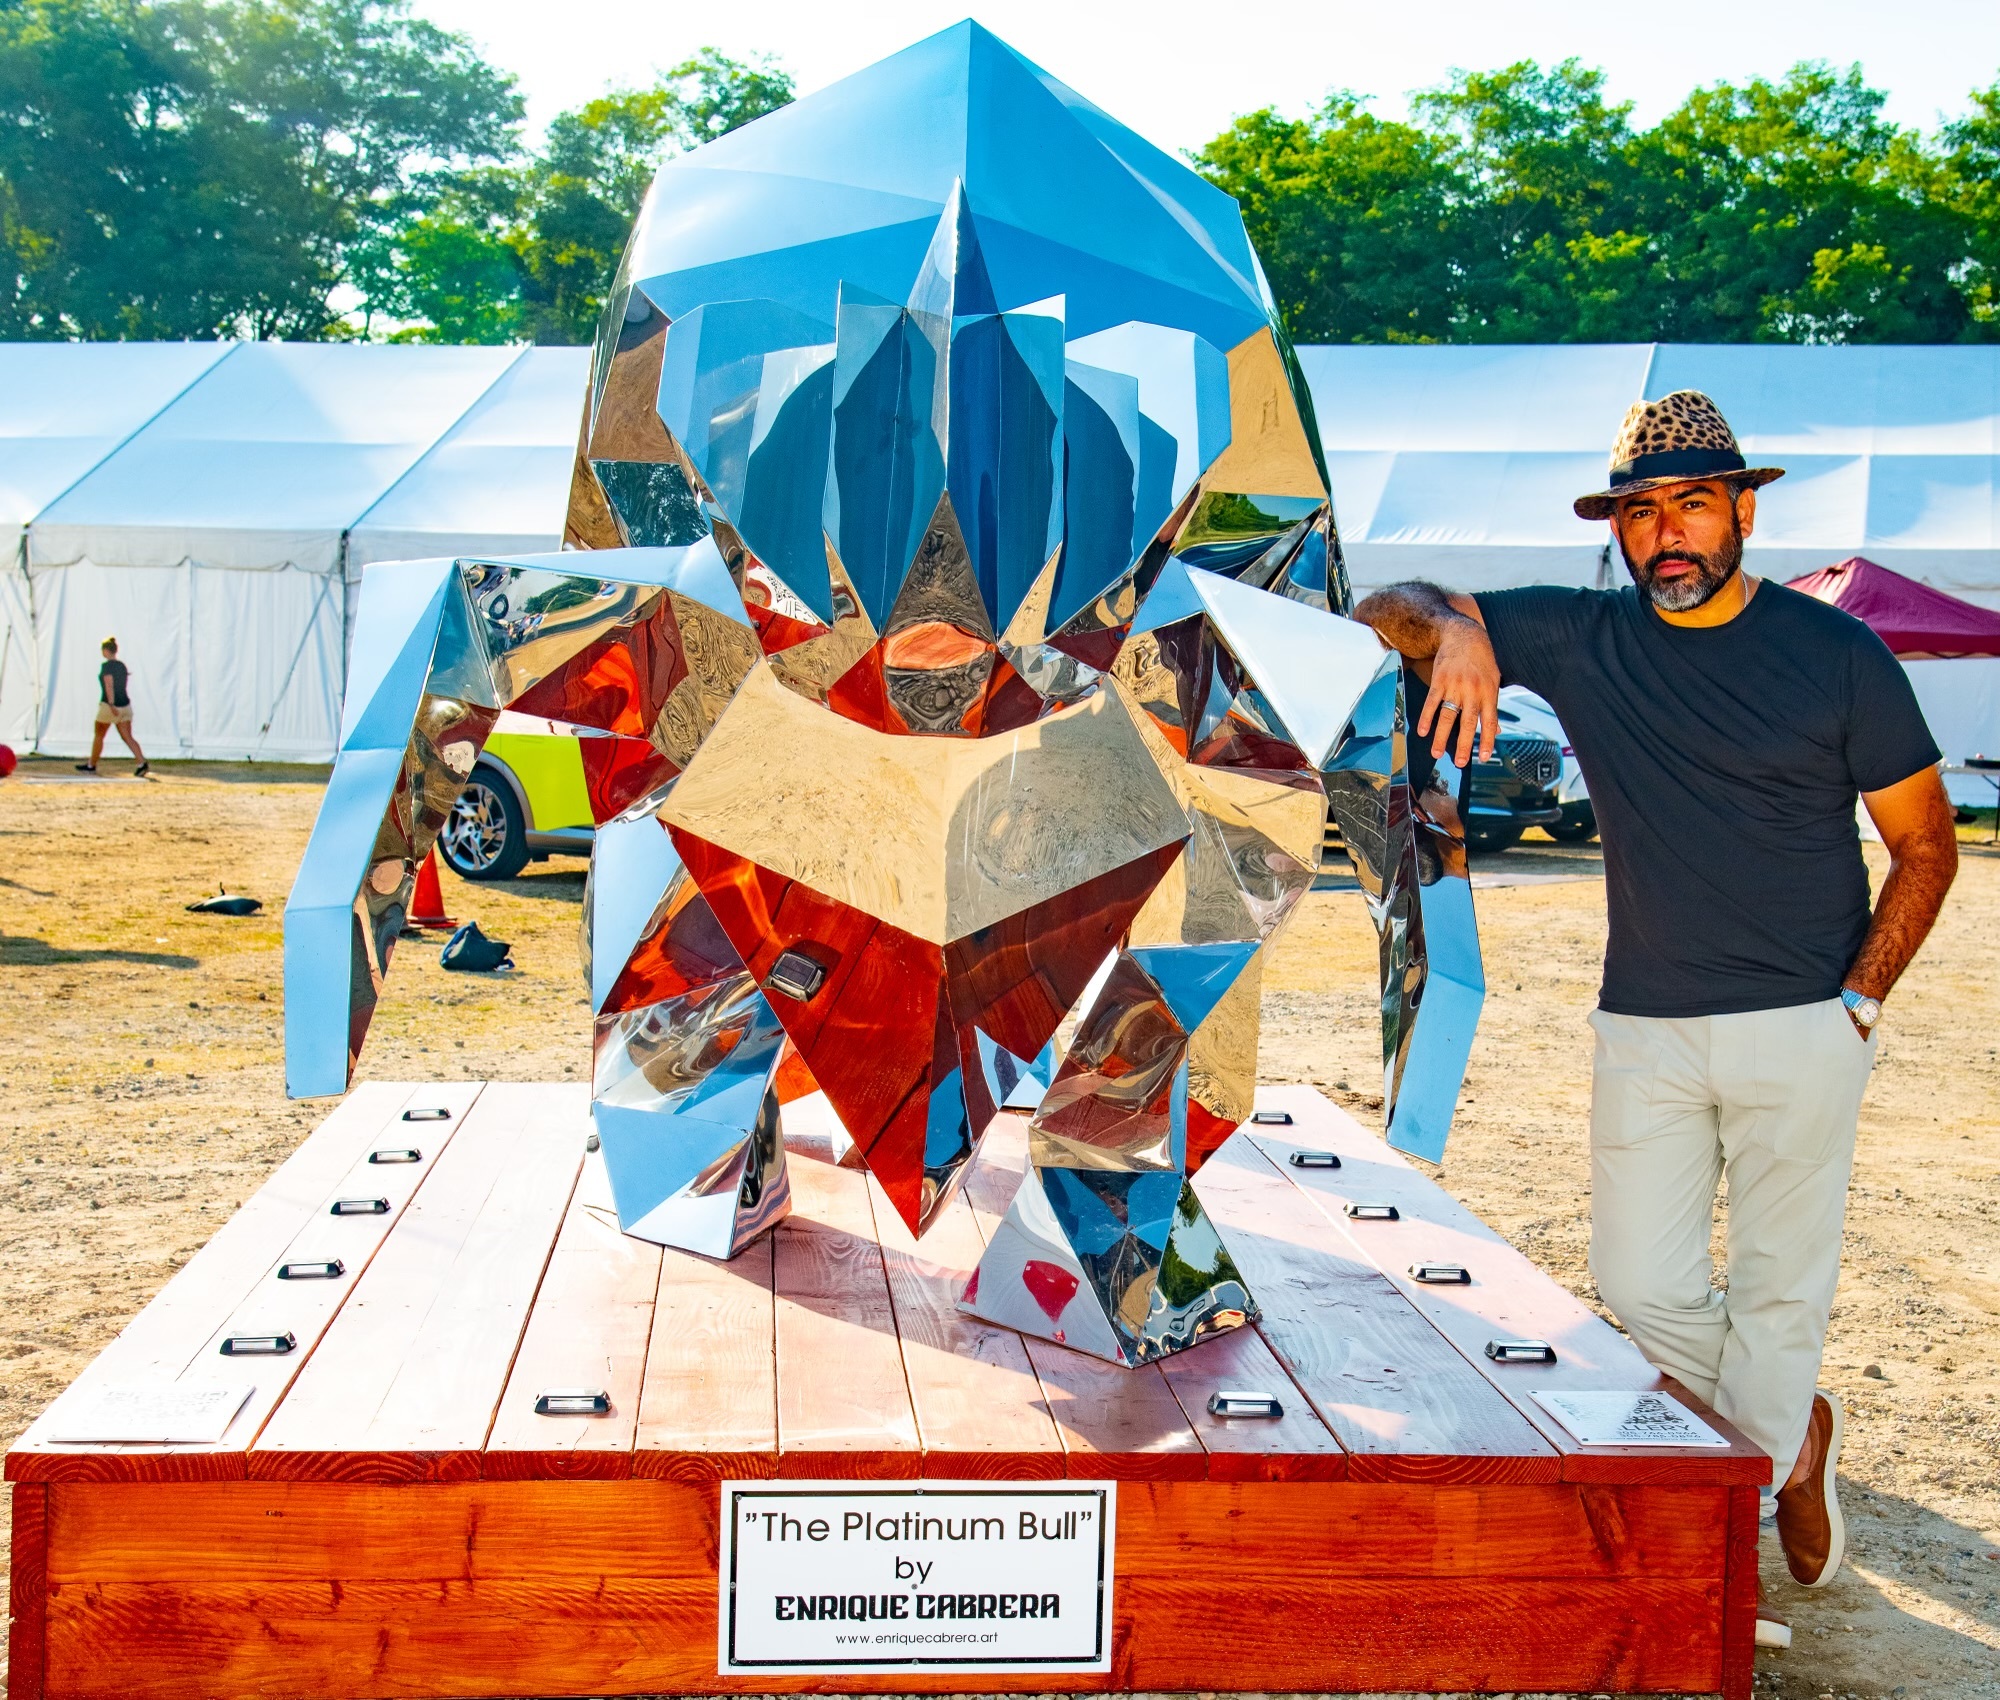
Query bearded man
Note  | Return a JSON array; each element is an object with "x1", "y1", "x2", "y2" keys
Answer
[{"x1": 1354, "y1": 390, "x2": 1958, "y2": 1647}]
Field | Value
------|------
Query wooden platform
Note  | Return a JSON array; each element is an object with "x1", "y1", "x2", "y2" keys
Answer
[{"x1": 7, "y1": 1082, "x2": 1767, "y2": 1699}]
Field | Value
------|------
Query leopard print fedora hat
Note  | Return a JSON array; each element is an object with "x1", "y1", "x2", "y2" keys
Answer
[{"x1": 1573, "y1": 390, "x2": 1785, "y2": 519}]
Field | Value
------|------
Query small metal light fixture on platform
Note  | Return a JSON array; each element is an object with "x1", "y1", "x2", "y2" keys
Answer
[
  {"x1": 221, "y1": 1332, "x2": 297, "y2": 1356},
  {"x1": 1485, "y1": 1339, "x2": 1557, "y2": 1364},
  {"x1": 278, "y1": 1260, "x2": 345, "y2": 1281},
  {"x1": 1250, "y1": 1110, "x2": 1294, "y2": 1126},
  {"x1": 402, "y1": 1107, "x2": 451, "y2": 1122},
  {"x1": 1410, "y1": 1262, "x2": 1471, "y2": 1285},
  {"x1": 1346, "y1": 1202, "x2": 1400, "y2": 1220},
  {"x1": 330, "y1": 1197, "x2": 390, "y2": 1216},
  {"x1": 1207, "y1": 1390, "x2": 1284, "y2": 1419},
  {"x1": 1289, "y1": 1150, "x2": 1341, "y2": 1169},
  {"x1": 369, "y1": 1148, "x2": 421, "y2": 1165},
  {"x1": 763, "y1": 951, "x2": 827, "y2": 1002},
  {"x1": 535, "y1": 1388, "x2": 612, "y2": 1417}
]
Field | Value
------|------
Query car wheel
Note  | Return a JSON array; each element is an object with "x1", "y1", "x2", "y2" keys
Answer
[
  {"x1": 1546, "y1": 811, "x2": 1598, "y2": 844},
  {"x1": 438, "y1": 770, "x2": 530, "y2": 881},
  {"x1": 1463, "y1": 820, "x2": 1524, "y2": 855}
]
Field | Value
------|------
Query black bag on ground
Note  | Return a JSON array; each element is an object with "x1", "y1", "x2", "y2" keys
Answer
[
  {"x1": 440, "y1": 922, "x2": 513, "y2": 973},
  {"x1": 185, "y1": 890, "x2": 262, "y2": 915}
]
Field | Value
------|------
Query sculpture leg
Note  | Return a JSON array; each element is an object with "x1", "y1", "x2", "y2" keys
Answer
[
  {"x1": 961, "y1": 946, "x2": 1257, "y2": 1366},
  {"x1": 586, "y1": 809, "x2": 792, "y2": 1257},
  {"x1": 285, "y1": 560, "x2": 501, "y2": 1097},
  {"x1": 1320, "y1": 652, "x2": 1485, "y2": 1163}
]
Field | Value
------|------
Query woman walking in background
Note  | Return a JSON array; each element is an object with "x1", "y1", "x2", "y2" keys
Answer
[{"x1": 76, "y1": 636, "x2": 148, "y2": 776}]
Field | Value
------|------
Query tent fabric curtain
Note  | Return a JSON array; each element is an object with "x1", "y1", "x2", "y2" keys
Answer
[
  {"x1": 26, "y1": 556, "x2": 346, "y2": 760},
  {"x1": 0, "y1": 537, "x2": 37, "y2": 748}
]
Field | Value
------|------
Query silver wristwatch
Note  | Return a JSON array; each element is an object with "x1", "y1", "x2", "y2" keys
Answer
[{"x1": 1841, "y1": 987, "x2": 1882, "y2": 1033}]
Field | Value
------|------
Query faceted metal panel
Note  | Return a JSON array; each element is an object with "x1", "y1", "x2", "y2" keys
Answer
[{"x1": 283, "y1": 23, "x2": 1481, "y2": 1355}]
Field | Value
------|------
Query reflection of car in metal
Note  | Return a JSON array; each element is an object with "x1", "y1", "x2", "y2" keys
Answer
[
  {"x1": 1463, "y1": 727, "x2": 1564, "y2": 854},
  {"x1": 437, "y1": 725, "x2": 595, "y2": 881},
  {"x1": 1315, "y1": 690, "x2": 1574, "y2": 869},
  {"x1": 1499, "y1": 687, "x2": 1595, "y2": 843}
]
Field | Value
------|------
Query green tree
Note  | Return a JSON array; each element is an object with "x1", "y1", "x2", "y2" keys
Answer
[
  {"x1": 385, "y1": 48, "x2": 794, "y2": 345},
  {"x1": 1629, "y1": 65, "x2": 1977, "y2": 343},
  {"x1": 1198, "y1": 57, "x2": 1999, "y2": 345},
  {"x1": 1411, "y1": 59, "x2": 1640, "y2": 340},
  {"x1": 0, "y1": 0, "x2": 521, "y2": 339},
  {"x1": 1195, "y1": 98, "x2": 1464, "y2": 343},
  {"x1": 1930, "y1": 79, "x2": 2000, "y2": 333}
]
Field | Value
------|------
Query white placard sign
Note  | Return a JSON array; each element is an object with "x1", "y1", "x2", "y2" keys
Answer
[
  {"x1": 718, "y1": 1479, "x2": 1115, "y2": 1675},
  {"x1": 46, "y1": 1382, "x2": 254, "y2": 1444},
  {"x1": 1531, "y1": 1389, "x2": 1729, "y2": 1448}
]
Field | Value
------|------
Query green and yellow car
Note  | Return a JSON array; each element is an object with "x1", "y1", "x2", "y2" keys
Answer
[{"x1": 436, "y1": 728, "x2": 596, "y2": 881}]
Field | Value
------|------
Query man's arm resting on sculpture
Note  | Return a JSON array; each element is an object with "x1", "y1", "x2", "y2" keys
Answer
[
  {"x1": 1846, "y1": 766, "x2": 1959, "y2": 1028},
  {"x1": 1351, "y1": 581, "x2": 1501, "y2": 766}
]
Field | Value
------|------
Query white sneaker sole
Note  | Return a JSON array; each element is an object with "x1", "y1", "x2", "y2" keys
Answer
[
  {"x1": 1755, "y1": 1615, "x2": 1793, "y2": 1649},
  {"x1": 1801, "y1": 1387, "x2": 1846, "y2": 1589}
]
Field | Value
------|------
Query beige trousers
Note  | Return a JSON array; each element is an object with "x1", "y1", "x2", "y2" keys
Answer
[{"x1": 1587, "y1": 998, "x2": 1876, "y2": 1487}]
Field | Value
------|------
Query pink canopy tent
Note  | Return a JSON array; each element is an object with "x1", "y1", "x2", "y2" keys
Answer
[{"x1": 1786, "y1": 556, "x2": 2000, "y2": 660}]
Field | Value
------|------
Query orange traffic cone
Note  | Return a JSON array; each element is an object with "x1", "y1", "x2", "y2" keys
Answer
[{"x1": 408, "y1": 849, "x2": 458, "y2": 930}]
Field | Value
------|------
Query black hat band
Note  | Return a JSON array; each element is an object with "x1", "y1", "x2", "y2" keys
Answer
[{"x1": 1609, "y1": 446, "x2": 1747, "y2": 487}]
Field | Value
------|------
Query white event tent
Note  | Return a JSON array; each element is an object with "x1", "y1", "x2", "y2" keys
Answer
[
  {"x1": 0, "y1": 342, "x2": 235, "y2": 748},
  {"x1": 2, "y1": 338, "x2": 1998, "y2": 765},
  {"x1": 27, "y1": 343, "x2": 525, "y2": 761},
  {"x1": 4, "y1": 342, "x2": 585, "y2": 762},
  {"x1": 1302, "y1": 343, "x2": 1653, "y2": 593},
  {"x1": 1301, "y1": 342, "x2": 2000, "y2": 600},
  {"x1": 1301, "y1": 342, "x2": 2000, "y2": 787},
  {"x1": 347, "y1": 347, "x2": 589, "y2": 574}
]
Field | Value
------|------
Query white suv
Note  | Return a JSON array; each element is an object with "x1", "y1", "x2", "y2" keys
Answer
[{"x1": 1498, "y1": 687, "x2": 1595, "y2": 843}]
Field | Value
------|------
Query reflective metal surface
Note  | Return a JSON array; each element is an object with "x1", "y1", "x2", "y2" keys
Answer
[{"x1": 282, "y1": 22, "x2": 1482, "y2": 1357}]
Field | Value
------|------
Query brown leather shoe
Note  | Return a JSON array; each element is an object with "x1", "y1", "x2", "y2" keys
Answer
[
  {"x1": 1755, "y1": 1577, "x2": 1792, "y2": 1649},
  {"x1": 1776, "y1": 1388, "x2": 1845, "y2": 1587}
]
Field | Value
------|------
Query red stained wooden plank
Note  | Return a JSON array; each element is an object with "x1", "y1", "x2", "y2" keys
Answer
[
  {"x1": 248, "y1": 1084, "x2": 585, "y2": 1482},
  {"x1": 961, "y1": 1117, "x2": 1206, "y2": 1481},
  {"x1": 633, "y1": 1236, "x2": 778, "y2": 1483},
  {"x1": 1720, "y1": 1482, "x2": 1761, "y2": 1700},
  {"x1": 43, "y1": 1481, "x2": 718, "y2": 1585},
  {"x1": 771, "y1": 1154, "x2": 920, "y2": 1477},
  {"x1": 45, "y1": 1477, "x2": 1724, "y2": 1586},
  {"x1": 36, "y1": 1478, "x2": 1733, "y2": 1697},
  {"x1": 1250, "y1": 1084, "x2": 1769, "y2": 1485},
  {"x1": 8, "y1": 1481, "x2": 48, "y2": 1700},
  {"x1": 1111, "y1": 1577, "x2": 1723, "y2": 1695},
  {"x1": 860, "y1": 1169, "x2": 1063, "y2": 1479},
  {"x1": 482, "y1": 1149, "x2": 662, "y2": 1479},
  {"x1": 36, "y1": 1575, "x2": 1726, "y2": 1700},
  {"x1": 1154, "y1": 1322, "x2": 1346, "y2": 1481},
  {"x1": 7, "y1": 1081, "x2": 481, "y2": 1483},
  {"x1": 1193, "y1": 1130, "x2": 1559, "y2": 1482},
  {"x1": 35, "y1": 1477, "x2": 1732, "y2": 1700}
]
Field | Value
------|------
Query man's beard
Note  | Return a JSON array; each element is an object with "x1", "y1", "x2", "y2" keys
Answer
[{"x1": 1626, "y1": 520, "x2": 1744, "y2": 612}]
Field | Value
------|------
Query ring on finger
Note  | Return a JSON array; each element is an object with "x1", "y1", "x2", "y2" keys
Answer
[{"x1": 1438, "y1": 699, "x2": 1461, "y2": 713}]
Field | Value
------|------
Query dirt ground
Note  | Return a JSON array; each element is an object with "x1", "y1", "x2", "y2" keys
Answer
[{"x1": 1, "y1": 756, "x2": 1996, "y2": 1700}]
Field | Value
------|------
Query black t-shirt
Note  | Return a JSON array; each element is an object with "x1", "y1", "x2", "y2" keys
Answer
[
  {"x1": 1475, "y1": 582, "x2": 1940, "y2": 1017},
  {"x1": 99, "y1": 658, "x2": 129, "y2": 708}
]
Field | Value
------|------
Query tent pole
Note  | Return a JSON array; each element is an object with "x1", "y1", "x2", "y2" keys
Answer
[{"x1": 256, "y1": 568, "x2": 337, "y2": 760}]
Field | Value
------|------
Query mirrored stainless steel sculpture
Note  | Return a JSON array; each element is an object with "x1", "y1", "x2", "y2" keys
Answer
[{"x1": 283, "y1": 21, "x2": 1483, "y2": 1362}]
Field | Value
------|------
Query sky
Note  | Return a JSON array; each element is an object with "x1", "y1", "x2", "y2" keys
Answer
[{"x1": 412, "y1": 0, "x2": 2000, "y2": 154}]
